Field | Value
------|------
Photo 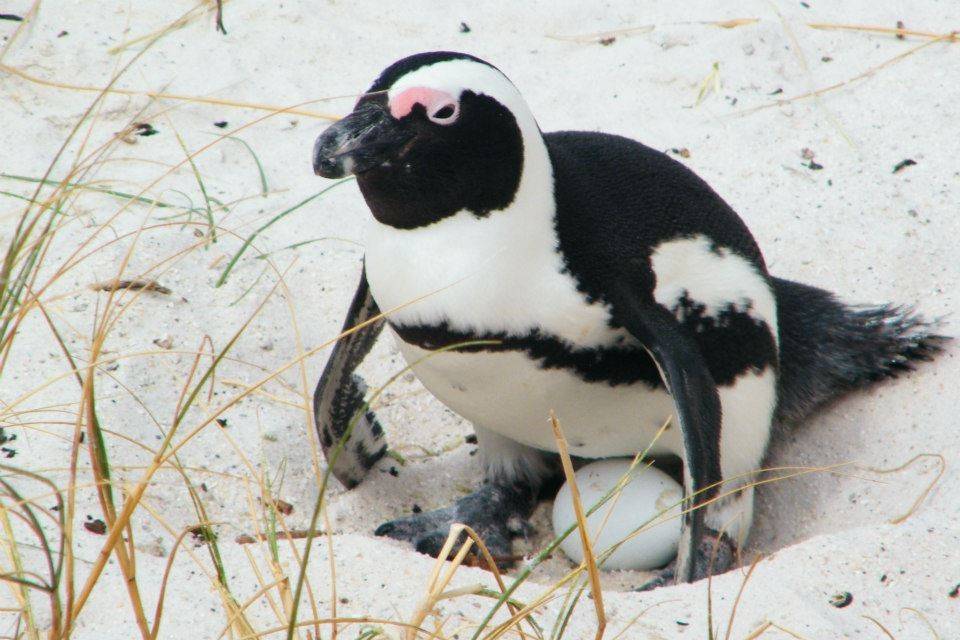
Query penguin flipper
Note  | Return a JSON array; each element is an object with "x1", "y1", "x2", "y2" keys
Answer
[
  {"x1": 313, "y1": 266, "x2": 386, "y2": 488},
  {"x1": 611, "y1": 293, "x2": 723, "y2": 584}
]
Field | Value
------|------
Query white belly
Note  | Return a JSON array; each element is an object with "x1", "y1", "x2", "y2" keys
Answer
[
  {"x1": 394, "y1": 332, "x2": 683, "y2": 459},
  {"x1": 397, "y1": 333, "x2": 778, "y2": 480}
]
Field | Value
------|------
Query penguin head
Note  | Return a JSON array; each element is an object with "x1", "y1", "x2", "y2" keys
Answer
[{"x1": 313, "y1": 52, "x2": 537, "y2": 229}]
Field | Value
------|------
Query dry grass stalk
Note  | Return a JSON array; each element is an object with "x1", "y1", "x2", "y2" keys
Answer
[
  {"x1": 898, "y1": 607, "x2": 941, "y2": 640},
  {"x1": 722, "y1": 553, "x2": 762, "y2": 640},
  {"x1": 863, "y1": 615, "x2": 898, "y2": 640},
  {"x1": 865, "y1": 453, "x2": 945, "y2": 524},
  {"x1": 808, "y1": 22, "x2": 960, "y2": 41},
  {"x1": 88, "y1": 277, "x2": 171, "y2": 294},
  {"x1": 546, "y1": 25, "x2": 653, "y2": 43},
  {"x1": 406, "y1": 523, "x2": 537, "y2": 640},
  {"x1": 1, "y1": 62, "x2": 342, "y2": 120},
  {"x1": 711, "y1": 18, "x2": 758, "y2": 29},
  {"x1": 548, "y1": 413, "x2": 605, "y2": 640},
  {"x1": 735, "y1": 29, "x2": 958, "y2": 117},
  {"x1": 234, "y1": 529, "x2": 327, "y2": 544}
]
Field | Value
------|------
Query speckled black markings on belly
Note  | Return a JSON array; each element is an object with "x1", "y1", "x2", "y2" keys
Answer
[
  {"x1": 393, "y1": 321, "x2": 664, "y2": 388},
  {"x1": 392, "y1": 315, "x2": 776, "y2": 388}
]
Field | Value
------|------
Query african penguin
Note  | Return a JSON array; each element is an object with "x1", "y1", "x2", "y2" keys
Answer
[{"x1": 310, "y1": 51, "x2": 945, "y2": 586}]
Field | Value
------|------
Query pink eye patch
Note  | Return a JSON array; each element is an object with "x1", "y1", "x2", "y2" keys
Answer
[{"x1": 389, "y1": 86, "x2": 458, "y2": 120}]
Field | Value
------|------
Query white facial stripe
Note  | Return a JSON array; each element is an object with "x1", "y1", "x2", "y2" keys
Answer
[
  {"x1": 650, "y1": 235, "x2": 779, "y2": 344},
  {"x1": 387, "y1": 59, "x2": 540, "y2": 137},
  {"x1": 389, "y1": 86, "x2": 457, "y2": 120}
]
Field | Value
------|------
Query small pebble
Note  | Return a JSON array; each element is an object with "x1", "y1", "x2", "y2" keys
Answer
[
  {"x1": 892, "y1": 158, "x2": 916, "y2": 174},
  {"x1": 84, "y1": 518, "x2": 107, "y2": 535},
  {"x1": 829, "y1": 591, "x2": 853, "y2": 608}
]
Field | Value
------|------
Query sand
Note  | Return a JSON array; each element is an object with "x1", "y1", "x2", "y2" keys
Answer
[{"x1": 1, "y1": 1, "x2": 958, "y2": 638}]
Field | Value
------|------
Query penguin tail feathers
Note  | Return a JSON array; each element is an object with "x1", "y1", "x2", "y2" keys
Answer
[{"x1": 772, "y1": 277, "x2": 949, "y2": 426}]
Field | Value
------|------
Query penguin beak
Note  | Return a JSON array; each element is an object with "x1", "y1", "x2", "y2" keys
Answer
[{"x1": 313, "y1": 101, "x2": 413, "y2": 178}]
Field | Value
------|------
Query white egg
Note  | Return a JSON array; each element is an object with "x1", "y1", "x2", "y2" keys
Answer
[{"x1": 551, "y1": 459, "x2": 684, "y2": 571}]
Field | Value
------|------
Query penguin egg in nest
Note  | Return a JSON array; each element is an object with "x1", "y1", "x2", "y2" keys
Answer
[{"x1": 551, "y1": 459, "x2": 684, "y2": 571}]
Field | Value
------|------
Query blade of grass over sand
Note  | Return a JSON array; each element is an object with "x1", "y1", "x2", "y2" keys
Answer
[
  {"x1": 215, "y1": 177, "x2": 354, "y2": 287},
  {"x1": 808, "y1": 22, "x2": 960, "y2": 41},
  {"x1": 254, "y1": 236, "x2": 362, "y2": 260},
  {"x1": 0, "y1": 464, "x2": 66, "y2": 639},
  {"x1": 60, "y1": 242, "x2": 356, "y2": 632},
  {"x1": 548, "y1": 413, "x2": 604, "y2": 640},
  {"x1": 66, "y1": 260, "x2": 294, "y2": 626},
  {"x1": 220, "y1": 134, "x2": 270, "y2": 196},
  {"x1": 407, "y1": 523, "x2": 541, "y2": 640},
  {"x1": 4, "y1": 91, "x2": 362, "y2": 356},
  {"x1": 5, "y1": 93, "x2": 361, "y2": 360},
  {"x1": 171, "y1": 126, "x2": 218, "y2": 243},
  {"x1": 284, "y1": 338, "x2": 501, "y2": 640},
  {"x1": 0, "y1": 34, "x2": 196, "y2": 636},
  {"x1": 164, "y1": 336, "x2": 256, "y2": 637},
  {"x1": 733, "y1": 29, "x2": 958, "y2": 117},
  {"x1": 75, "y1": 213, "x2": 170, "y2": 638},
  {"x1": 106, "y1": 0, "x2": 222, "y2": 54},
  {"x1": 0, "y1": 173, "x2": 193, "y2": 210},
  {"x1": 0, "y1": 495, "x2": 40, "y2": 638},
  {"x1": 3, "y1": 95, "x2": 341, "y2": 385},
  {"x1": 1, "y1": 62, "x2": 344, "y2": 120},
  {"x1": 0, "y1": 10, "x2": 177, "y2": 373},
  {"x1": 0, "y1": 0, "x2": 38, "y2": 61},
  {"x1": 865, "y1": 453, "x2": 945, "y2": 524}
]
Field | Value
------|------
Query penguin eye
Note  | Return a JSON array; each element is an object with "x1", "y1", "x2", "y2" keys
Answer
[{"x1": 428, "y1": 102, "x2": 459, "y2": 125}]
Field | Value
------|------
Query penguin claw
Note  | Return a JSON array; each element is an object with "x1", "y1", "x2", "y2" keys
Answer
[
  {"x1": 636, "y1": 566, "x2": 675, "y2": 592},
  {"x1": 374, "y1": 481, "x2": 539, "y2": 564},
  {"x1": 634, "y1": 528, "x2": 737, "y2": 591},
  {"x1": 375, "y1": 507, "x2": 515, "y2": 560}
]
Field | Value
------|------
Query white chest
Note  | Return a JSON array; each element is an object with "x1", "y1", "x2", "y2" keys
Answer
[{"x1": 363, "y1": 206, "x2": 627, "y2": 349}]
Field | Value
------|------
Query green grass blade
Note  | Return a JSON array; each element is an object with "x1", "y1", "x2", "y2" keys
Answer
[
  {"x1": 222, "y1": 134, "x2": 269, "y2": 196},
  {"x1": 0, "y1": 173, "x2": 190, "y2": 210},
  {"x1": 215, "y1": 178, "x2": 353, "y2": 287},
  {"x1": 171, "y1": 131, "x2": 217, "y2": 244}
]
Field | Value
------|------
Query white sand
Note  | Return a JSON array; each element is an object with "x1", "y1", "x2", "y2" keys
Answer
[{"x1": 1, "y1": 1, "x2": 958, "y2": 638}]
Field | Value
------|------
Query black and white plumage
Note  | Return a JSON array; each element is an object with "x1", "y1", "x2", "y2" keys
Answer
[{"x1": 310, "y1": 51, "x2": 945, "y2": 585}]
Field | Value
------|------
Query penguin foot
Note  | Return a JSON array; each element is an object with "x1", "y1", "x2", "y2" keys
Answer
[
  {"x1": 374, "y1": 481, "x2": 538, "y2": 565},
  {"x1": 635, "y1": 528, "x2": 737, "y2": 591}
]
